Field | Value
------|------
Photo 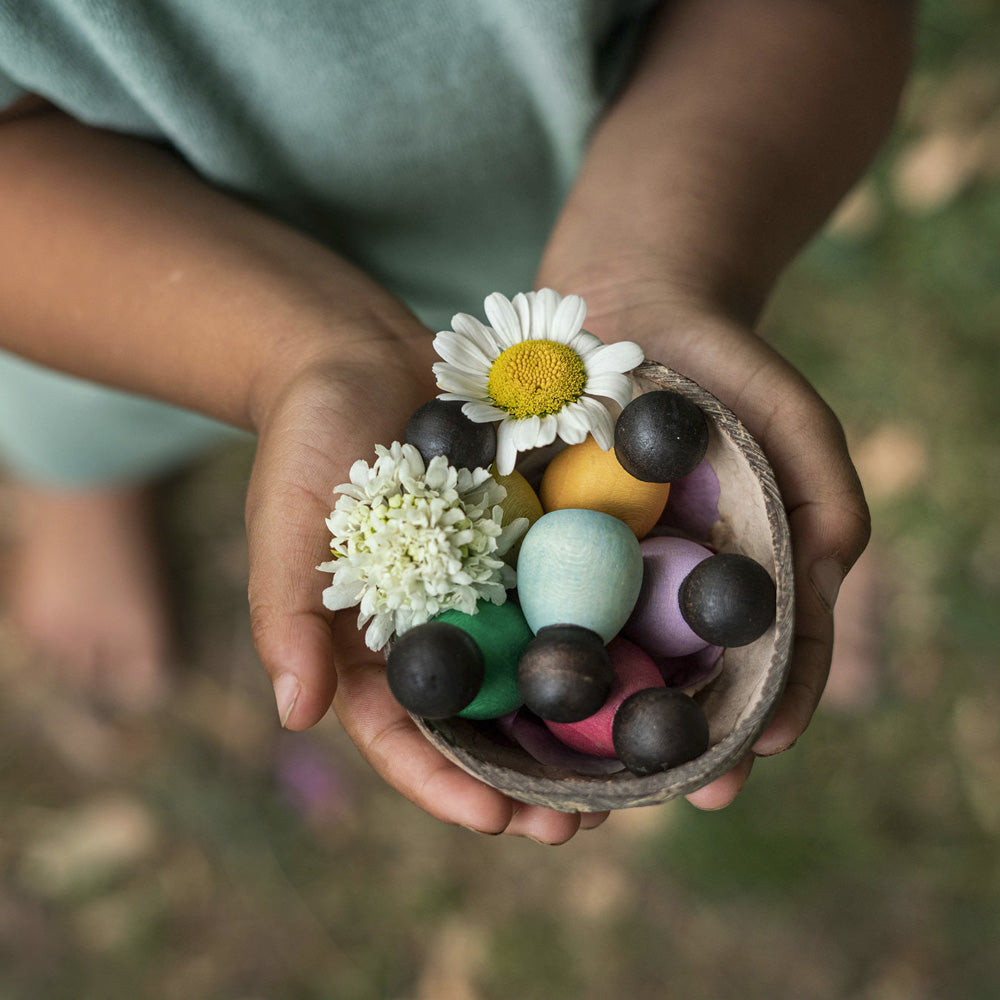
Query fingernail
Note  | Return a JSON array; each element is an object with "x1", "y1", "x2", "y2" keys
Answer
[
  {"x1": 810, "y1": 558, "x2": 845, "y2": 614},
  {"x1": 753, "y1": 734, "x2": 797, "y2": 757},
  {"x1": 274, "y1": 674, "x2": 301, "y2": 728},
  {"x1": 460, "y1": 824, "x2": 502, "y2": 836}
]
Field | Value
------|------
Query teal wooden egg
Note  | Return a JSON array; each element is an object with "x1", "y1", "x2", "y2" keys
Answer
[
  {"x1": 516, "y1": 509, "x2": 643, "y2": 643},
  {"x1": 434, "y1": 600, "x2": 533, "y2": 720}
]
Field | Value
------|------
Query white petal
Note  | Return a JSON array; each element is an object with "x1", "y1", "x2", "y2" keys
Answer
[
  {"x1": 585, "y1": 340, "x2": 645, "y2": 376},
  {"x1": 555, "y1": 403, "x2": 590, "y2": 445},
  {"x1": 567, "y1": 329, "x2": 604, "y2": 356},
  {"x1": 576, "y1": 395, "x2": 615, "y2": 449},
  {"x1": 535, "y1": 413, "x2": 559, "y2": 448},
  {"x1": 451, "y1": 313, "x2": 503, "y2": 359},
  {"x1": 322, "y1": 581, "x2": 363, "y2": 611},
  {"x1": 434, "y1": 366, "x2": 489, "y2": 398},
  {"x1": 364, "y1": 613, "x2": 394, "y2": 652},
  {"x1": 438, "y1": 393, "x2": 493, "y2": 411},
  {"x1": 462, "y1": 400, "x2": 507, "y2": 423},
  {"x1": 433, "y1": 330, "x2": 492, "y2": 373},
  {"x1": 511, "y1": 292, "x2": 532, "y2": 338},
  {"x1": 550, "y1": 292, "x2": 587, "y2": 344},
  {"x1": 598, "y1": 392, "x2": 624, "y2": 422},
  {"x1": 349, "y1": 459, "x2": 371, "y2": 486},
  {"x1": 495, "y1": 420, "x2": 519, "y2": 475},
  {"x1": 424, "y1": 456, "x2": 451, "y2": 492},
  {"x1": 483, "y1": 293, "x2": 525, "y2": 349},
  {"x1": 584, "y1": 371, "x2": 634, "y2": 409},
  {"x1": 400, "y1": 442, "x2": 426, "y2": 476},
  {"x1": 529, "y1": 288, "x2": 559, "y2": 340},
  {"x1": 495, "y1": 516, "x2": 528, "y2": 556},
  {"x1": 359, "y1": 586, "x2": 379, "y2": 618},
  {"x1": 514, "y1": 415, "x2": 541, "y2": 450}
]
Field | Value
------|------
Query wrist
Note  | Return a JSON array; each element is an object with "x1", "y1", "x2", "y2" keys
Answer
[
  {"x1": 535, "y1": 250, "x2": 765, "y2": 344},
  {"x1": 246, "y1": 307, "x2": 438, "y2": 438}
]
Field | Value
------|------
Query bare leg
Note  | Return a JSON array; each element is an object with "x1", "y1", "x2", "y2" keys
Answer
[{"x1": 4, "y1": 482, "x2": 171, "y2": 713}]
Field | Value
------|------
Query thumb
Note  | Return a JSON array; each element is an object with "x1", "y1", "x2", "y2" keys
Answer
[
  {"x1": 245, "y1": 402, "x2": 343, "y2": 730},
  {"x1": 244, "y1": 355, "x2": 435, "y2": 730}
]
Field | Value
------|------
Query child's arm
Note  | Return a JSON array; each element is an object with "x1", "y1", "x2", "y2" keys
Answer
[
  {"x1": 0, "y1": 106, "x2": 430, "y2": 428},
  {"x1": 0, "y1": 107, "x2": 595, "y2": 841},
  {"x1": 538, "y1": 0, "x2": 915, "y2": 807}
]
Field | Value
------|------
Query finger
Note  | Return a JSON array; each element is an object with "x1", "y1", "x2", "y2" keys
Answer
[
  {"x1": 753, "y1": 496, "x2": 858, "y2": 755},
  {"x1": 331, "y1": 618, "x2": 603, "y2": 839},
  {"x1": 331, "y1": 629, "x2": 519, "y2": 833},
  {"x1": 685, "y1": 752, "x2": 755, "y2": 810},
  {"x1": 743, "y1": 376, "x2": 869, "y2": 752},
  {"x1": 503, "y1": 804, "x2": 583, "y2": 844},
  {"x1": 246, "y1": 361, "x2": 432, "y2": 730},
  {"x1": 659, "y1": 319, "x2": 870, "y2": 750},
  {"x1": 579, "y1": 810, "x2": 611, "y2": 830},
  {"x1": 246, "y1": 452, "x2": 342, "y2": 730}
]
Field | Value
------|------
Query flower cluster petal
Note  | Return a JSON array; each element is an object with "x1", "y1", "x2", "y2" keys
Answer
[{"x1": 318, "y1": 442, "x2": 526, "y2": 651}]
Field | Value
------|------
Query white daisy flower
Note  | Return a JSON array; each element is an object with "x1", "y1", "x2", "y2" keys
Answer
[
  {"x1": 432, "y1": 288, "x2": 645, "y2": 475},
  {"x1": 318, "y1": 442, "x2": 528, "y2": 652}
]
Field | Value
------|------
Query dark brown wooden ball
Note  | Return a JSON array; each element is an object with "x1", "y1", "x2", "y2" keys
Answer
[
  {"x1": 405, "y1": 399, "x2": 497, "y2": 471},
  {"x1": 386, "y1": 622, "x2": 485, "y2": 719},
  {"x1": 612, "y1": 687, "x2": 710, "y2": 776},
  {"x1": 517, "y1": 625, "x2": 613, "y2": 723},
  {"x1": 679, "y1": 552, "x2": 777, "y2": 647},
  {"x1": 614, "y1": 390, "x2": 709, "y2": 483}
]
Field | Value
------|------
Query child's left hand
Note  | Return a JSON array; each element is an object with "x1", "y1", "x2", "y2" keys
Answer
[{"x1": 552, "y1": 285, "x2": 871, "y2": 811}]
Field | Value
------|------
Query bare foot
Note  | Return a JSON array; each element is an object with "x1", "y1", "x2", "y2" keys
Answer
[{"x1": 4, "y1": 483, "x2": 172, "y2": 713}]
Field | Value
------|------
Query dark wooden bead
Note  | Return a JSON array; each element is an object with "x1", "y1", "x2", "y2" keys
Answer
[
  {"x1": 614, "y1": 390, "x2": 709, "y2": 483},
  {"x1": 517, "y1": 625, "x2": 613, "y2": 723},
  {"x1": 405, "y1": 399, "x2": 497, "y2": 471},
  {"x1": 386, "y1": 622, "x2": 484, "y2": 719},
  {"x1": 612, "y1": 687, "x2": 709, "y2": 775},
  {"x1": 679, "y1": 552, "x2": 776, "y2": 647}
]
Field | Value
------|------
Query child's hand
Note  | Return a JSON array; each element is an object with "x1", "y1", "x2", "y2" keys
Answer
[
  {"x1": 569, "y1": 288, "x2": 871, "y2": 810},
  {"x1": 244, "y1": 337, "x2": 609, "y2": 843},
  {"x1": 524, "y1": 0, "x2": 907, "y2": 811}
]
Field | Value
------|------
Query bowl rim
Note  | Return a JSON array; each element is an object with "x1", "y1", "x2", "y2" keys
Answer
[{"x1": 411, "y1": 360, "x2": 795, "y2": 811}]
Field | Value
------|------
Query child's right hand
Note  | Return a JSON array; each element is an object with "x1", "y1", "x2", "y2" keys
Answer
[{"x1": 243, "y1": 331, "x2": 611, "y2": 844}]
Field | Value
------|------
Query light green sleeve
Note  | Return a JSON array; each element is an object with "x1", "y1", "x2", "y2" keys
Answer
[{"x1": 0, "y1": 65, "x2": 27, "y2": 107}]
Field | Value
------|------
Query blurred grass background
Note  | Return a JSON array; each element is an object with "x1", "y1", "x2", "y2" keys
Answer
[{"x1": 2, "y1": 2, "x2": 1000, "y2": 997}]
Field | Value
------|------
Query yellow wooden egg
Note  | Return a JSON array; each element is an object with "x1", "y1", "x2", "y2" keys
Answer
[
  {"x1": 493, "y1": 467, "x2": 544, "y2": 564},
  {"x1": 539, "y1": 435, "x2": 670, "y2": 539}
]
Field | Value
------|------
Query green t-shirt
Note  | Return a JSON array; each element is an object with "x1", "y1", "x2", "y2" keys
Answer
[{"x1": 0, "y1": 0, "x2": 657, "y2": 328}]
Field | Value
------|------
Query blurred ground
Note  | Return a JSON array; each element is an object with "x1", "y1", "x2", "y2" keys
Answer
[{"x1": 3, "y1": 3, "x2": 1000, "y2": 998}]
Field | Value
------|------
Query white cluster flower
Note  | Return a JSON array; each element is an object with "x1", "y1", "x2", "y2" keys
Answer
[{"x1": 318, "y1": 441, "x2": 527, "y2": 651}]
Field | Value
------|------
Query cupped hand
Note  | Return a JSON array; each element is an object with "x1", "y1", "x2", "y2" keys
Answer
[
  {"x1": 573, "y1": 287, "x2": 871, "y2": 810},
  {"x1": 244, "y1": 332, "x2": 607, "y2": 842}
]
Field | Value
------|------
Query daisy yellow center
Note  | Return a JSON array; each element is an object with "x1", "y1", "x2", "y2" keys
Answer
[{"x1": 487, "y1": 340, "x2": 587, "y2": 419}]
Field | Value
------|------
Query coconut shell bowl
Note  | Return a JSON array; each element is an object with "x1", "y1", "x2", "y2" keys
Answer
[{"x1": 408, "y1": 360, "x2": 795, "y2": 813}]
